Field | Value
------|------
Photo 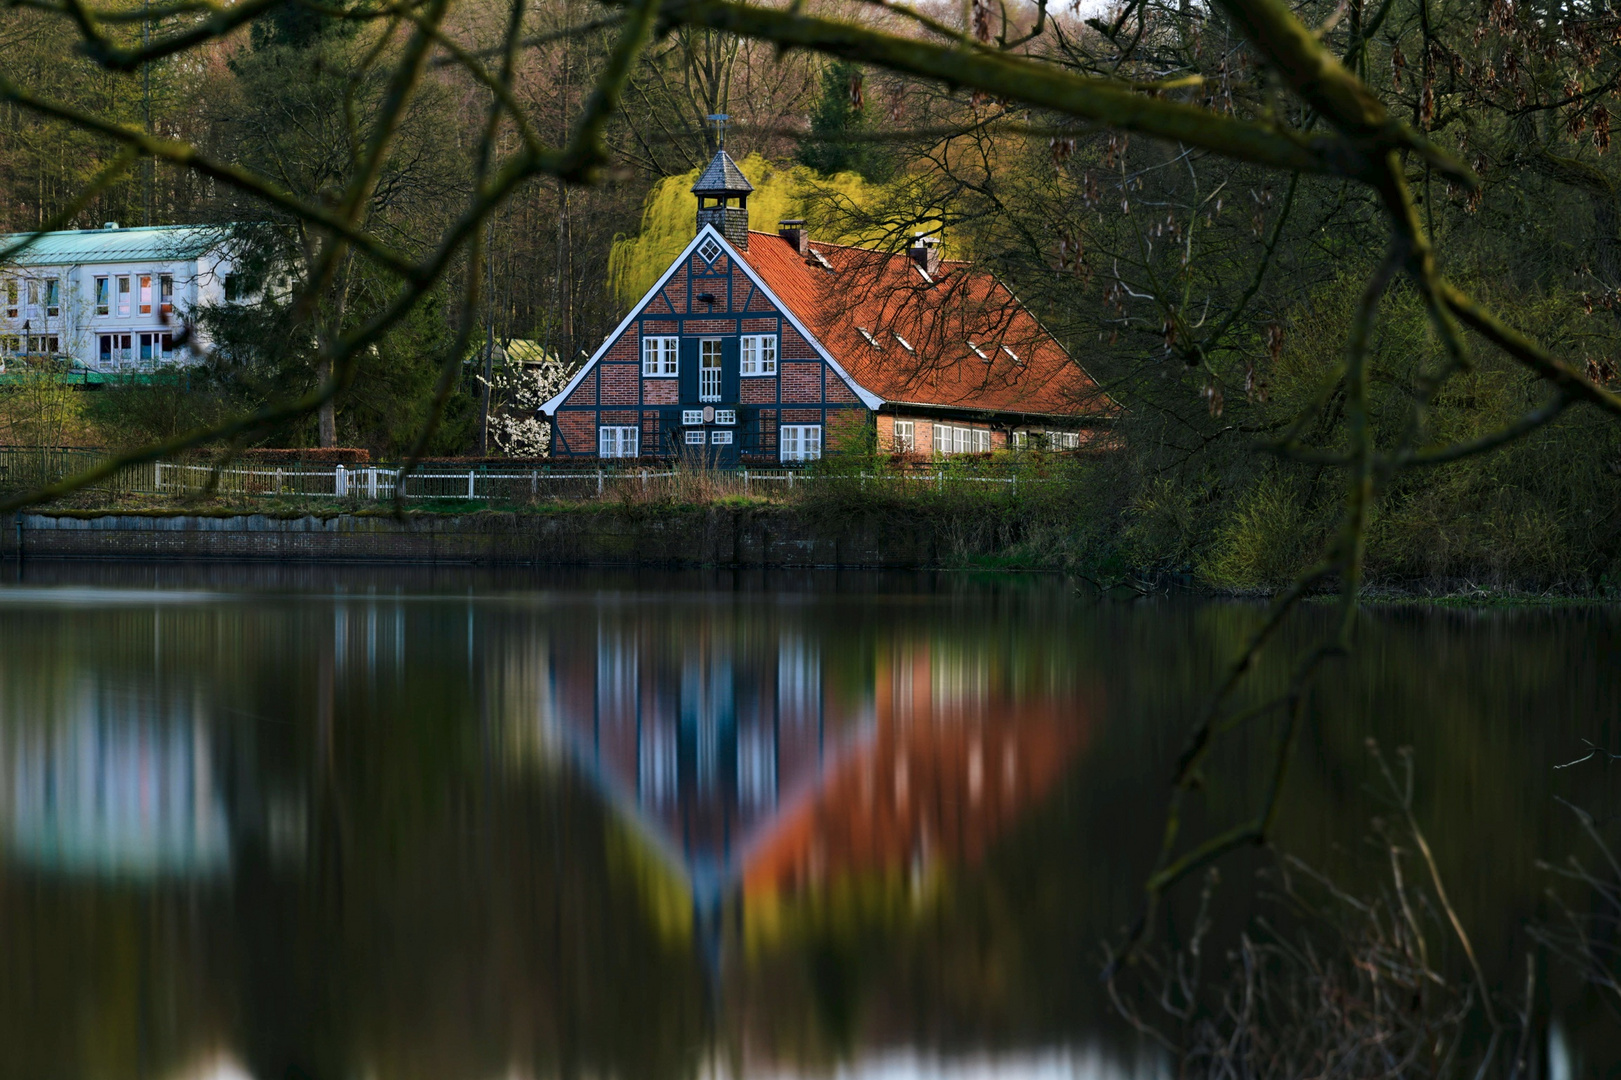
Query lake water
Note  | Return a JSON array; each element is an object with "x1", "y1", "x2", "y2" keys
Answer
[{"x1": 0, "y1": 564, "x2": 1616, "y2": 1080}]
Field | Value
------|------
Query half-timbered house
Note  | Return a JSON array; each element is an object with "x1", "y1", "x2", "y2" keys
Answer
[{"x1": 542, "y1": 150, "x2": 1112, "y2": 462}]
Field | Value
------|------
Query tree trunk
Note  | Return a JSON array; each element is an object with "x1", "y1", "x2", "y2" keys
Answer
[{"x1": 318, "y1": 357, "x2": 336, "y2": 448}]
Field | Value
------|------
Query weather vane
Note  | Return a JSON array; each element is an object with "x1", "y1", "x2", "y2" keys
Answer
[{"x1": 706, "y1": 113, "x2": 730, "y2": 149}]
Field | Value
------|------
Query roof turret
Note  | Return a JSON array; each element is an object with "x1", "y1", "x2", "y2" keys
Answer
[{"x1": 690, "y1": 149, "x2": 753, "y2": 195}]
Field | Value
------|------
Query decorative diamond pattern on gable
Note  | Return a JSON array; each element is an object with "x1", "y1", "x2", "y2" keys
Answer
[{"x1": 698, "y1": 237, "x2": 722, "y2": 264}]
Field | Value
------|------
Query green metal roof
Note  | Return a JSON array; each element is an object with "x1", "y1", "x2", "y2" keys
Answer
[{"x1": 0, "y1": 223, "x2": 234, "y2": 267}]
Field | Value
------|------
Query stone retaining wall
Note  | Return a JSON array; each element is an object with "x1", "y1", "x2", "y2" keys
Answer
[{"x1": 0, "y1": 508, "x2": 942, "y2": 567}]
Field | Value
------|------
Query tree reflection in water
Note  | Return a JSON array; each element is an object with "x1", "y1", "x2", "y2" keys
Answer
[{"x1": 0, "y1": 567, "x2": 1611, "y2": 1078}]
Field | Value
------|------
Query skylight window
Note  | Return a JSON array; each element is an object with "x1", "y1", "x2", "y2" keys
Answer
[
  {"x1": 967, "y1": 340, "x2": 989, "y2": 360},
  {"x1": 857, "y1": 326, "x2": 881, "y2": 348},
  {"x1": 893, "y1": 333, "x2": 914, "y2": 352},
  {"x1": 810, "y1": 250, "x2": 834, "y2": 270},
  {"x1": 1001, "y1": 344, "x2": 1021, "y2": 364}
]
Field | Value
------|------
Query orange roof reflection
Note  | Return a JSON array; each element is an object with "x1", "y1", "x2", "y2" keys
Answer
[{"x1": 741, "y1": 643, "x2": 1090, "y2": 902}]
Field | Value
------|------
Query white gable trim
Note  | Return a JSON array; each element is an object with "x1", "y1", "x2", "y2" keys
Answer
[
  {"x1": 540, "y1": 226, "x2": 716, "y2": 416},
  {"x1": 541, "y1": 223, "x2": 885, "y2": 416},
  {"x1": 713, "y1": 230, "x2": 884, "y2": 410}
]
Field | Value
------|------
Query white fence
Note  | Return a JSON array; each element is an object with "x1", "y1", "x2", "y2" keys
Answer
[
  {"x1": 0, "y1": 447, "x2": 1036, "y2": 503},
  {"x1": 140, "y1": 462, "x2": 1027, "y2": 501}
]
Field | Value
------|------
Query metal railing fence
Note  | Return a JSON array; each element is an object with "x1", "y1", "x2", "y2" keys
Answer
[{"x1": 0, "y1": 446, "x2": 1066, "y2": 503}]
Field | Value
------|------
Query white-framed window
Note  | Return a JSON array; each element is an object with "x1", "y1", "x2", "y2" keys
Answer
[
  {"x1": 0, "y1": 335, "x2": 17, "y2": 354},
  {"x1": 94, "y1": 277, "x2": 109, "y2": 316},
  {"x1": 117, "y1": 276, "x2": 131, "y2": 315},
  {"x1": 685, "y1": 430, "x2": 706, "y2": 445},
  {"x1": 715, "y1": 409, "x2": 736, "y2": 425},
  {"x1": 932, "y1": 423, "x2": 990, "y2": 455},
  {"x1": 99, "y1": 333, "x2": 132, "y2": 367},
  {"x1": 741, "y1": 334, "x2": 777, "y2": 375},
  {"x1": 893, "y1": 419, "x2": 915, "y2": 452},
  {"x1": 1012, "y1": 430, "x2": 1028, "y2": 449},
  {"x1": 781, "y1": 424, "x2": 822, "y2": 462},
  {"x1": 26, "y1": 335, "x2": 58, "y2": 355},
  {"x1": 699, "y1": 338, "x2": 722, "y2": 401},
  {"x1": 3, "y1": 280, "x2": 15, "y2": 319},
  {"x1": 642, "y1": 335, "x2": 678, "y2": 376},
  {"x1": 136, "y1": 332, "x2": 175, "y2": 366},
  {"x1": 159, "y1": 274, "x2": 173, "y2": 316},
  {"x1": 1048, "y1": 431, "x2": 1080, "y2": 450},
  {"x1": 698, "y1": 236, "x2": 722, "y2": 263},
  {"x1": 44, "y1": 277, "x2": 58, "y2": 317},
  {"x1": 139, "y1": 274, "x2": 152, "y2": 315},
  {"x1": 682, "y1": 408, "x2": 704, "y2": 425},
  {"x1": 599, "y1": 425, "x2": 640, "y2": 458},
  {"x1": 223, "y1": 274, "x2": 241, "y2": 303},
  {"x1": 712, "y1": 430, "x2": 733, "y2": 445}
]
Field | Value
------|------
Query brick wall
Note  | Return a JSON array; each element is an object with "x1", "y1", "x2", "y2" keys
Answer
[
  {"x1": 827, "y1": 409, "x2": 869, "y2": 449},
  {"x1": 782, "y1": 326, "x2": 814, "y2": 358},
  {"x1": 558, "y1": 242, "x2": 877, "y2": 459},
  {"x1": 601, "y1": 363, "x2": 638, "y2": 405},
  {"x1": 562, "y1": 373, "x2": 597, "y2": 407},
  {"x1": 913, "y1": 417, "x2": 936, "y2": 454},
  {"x1": 782, "y1": 362, "x2": 821, "y2": 402},
  {"x1": 825, "y1": 368, "x2": 860, "y2": 403},
  {"x1": 557, "y1": 411, "x2": 594, "y2": 453},
  {"x1": 0, "y1": 509, "x2": 948, "y2": 568}
]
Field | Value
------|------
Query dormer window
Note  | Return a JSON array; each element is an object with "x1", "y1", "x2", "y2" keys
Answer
[
  {"x1": 857, "y1": 326, "x2": 881, "y2": 348},
  {"x1": 893, "y1": 333, "x2": 914, "y2": 352}
]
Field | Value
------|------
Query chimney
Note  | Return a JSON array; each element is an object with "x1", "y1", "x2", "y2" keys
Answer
[
  {"x1": 908, "y1": 233, "x2": 941, "y2": 276},
  {"x1": 778, "y1": 220, "x2": 810, "y2": 256}
]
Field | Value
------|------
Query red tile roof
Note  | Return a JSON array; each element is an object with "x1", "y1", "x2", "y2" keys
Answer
[{"x1": 743, "y1": 231, "x2": 1113, "y2": 420}]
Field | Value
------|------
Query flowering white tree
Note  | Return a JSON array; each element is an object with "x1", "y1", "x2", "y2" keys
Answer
[{"x1": 479, "y1": 360, "x2": 571, "y2": 457}]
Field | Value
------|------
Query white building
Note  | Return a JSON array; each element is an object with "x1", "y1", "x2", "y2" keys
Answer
[{"x1": 0, "y1": 222, "x2": 241, "y2": 371}]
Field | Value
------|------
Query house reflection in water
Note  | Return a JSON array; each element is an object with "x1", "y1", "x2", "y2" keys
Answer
[
  {"x1": 0, "y1": 684, "x2": 229, "y2": 878},
  {"x1": 550, "y1": 617, "x2": 849, "y2": 907},
  {"x1": 548, "y1": 610, "x2": 1089, "y2": 939}
]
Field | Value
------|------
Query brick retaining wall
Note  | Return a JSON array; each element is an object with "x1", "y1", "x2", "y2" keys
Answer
[{"x1": 0, "y1": 509, "x2": 941, "y2": 567}]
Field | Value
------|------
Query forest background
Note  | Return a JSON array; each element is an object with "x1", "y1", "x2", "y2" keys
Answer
[{"x1": 4, "y1": 0, "x2": 1621, "y2": 592}]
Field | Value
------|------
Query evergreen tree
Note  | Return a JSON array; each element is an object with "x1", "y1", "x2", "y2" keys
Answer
[{"x1": 797, "y1": 61, "x2": 890, "y2": 182}]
